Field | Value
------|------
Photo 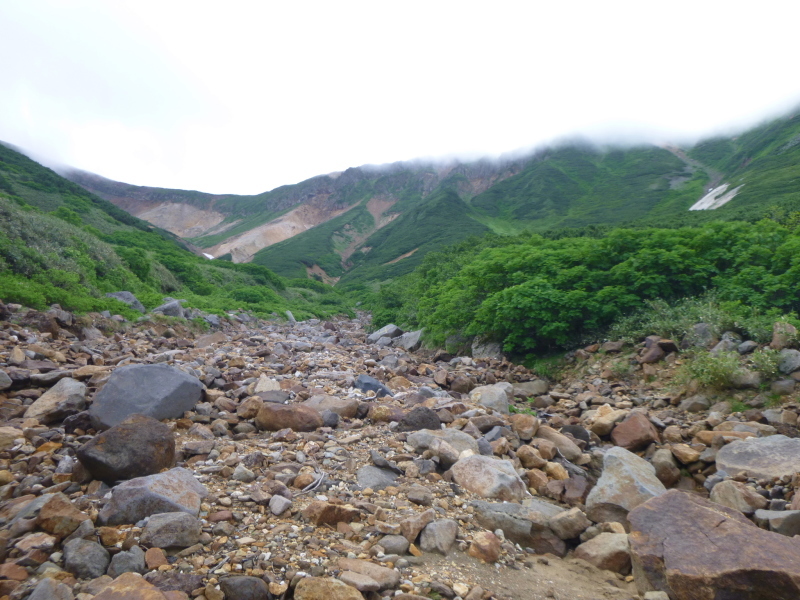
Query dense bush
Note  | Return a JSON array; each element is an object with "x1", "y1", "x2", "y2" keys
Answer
[{"x1": 371, "y1": 219, "x2": 800, "y2": 358}]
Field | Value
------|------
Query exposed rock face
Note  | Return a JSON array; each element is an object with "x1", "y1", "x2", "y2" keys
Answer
[
  {"x1": 77, "y1": 414, "x2": 176, "y2": 483},
  {"x1": 629, "y1": 489, "x2": 800, "y2": 599},
  {"x1": 89, "y1": 364, "x2": 203, "y2": 429}
]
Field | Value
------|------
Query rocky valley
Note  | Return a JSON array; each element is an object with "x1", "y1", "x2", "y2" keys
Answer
[{"x1": 0, "y1": 296, "x2": 800, "y2": 600}]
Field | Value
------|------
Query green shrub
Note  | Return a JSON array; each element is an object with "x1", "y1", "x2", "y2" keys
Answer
[
  {"x1": 749, "y1": 348, "x2": 781, "y2": 380},
  {"x1": 677, "y1": 351, "x2": 744, "y2": 390}
]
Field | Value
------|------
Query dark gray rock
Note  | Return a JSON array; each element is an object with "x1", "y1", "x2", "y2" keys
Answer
[
  {"x1": 354, "y1": 374, "x2": 393, "y2": 398},
  {"x1": 105, "y1": 291, "x2": 145, "y2": 313},
  {"x1": 28, "y1": 578, "x2": 74, "y2": 600},
  {"x1": 320, "y1": 409, "x2": 339, "y2": 428},
  {"x1": 738, "y1": 340, "x2": 759, "y2": 354},
  {"x1": 89, "y1": 364, "x2": 203, "y2": 429},
  {"x1": 219, "y1": 576, "x2": 270, "y2": 600},
  {"x1": 394, "y1": 329, "x2": 423, "y2": 352},
  {"x1": 77, "y1": 414, "x2": 176, "y2": 483},
  {"x1": 397, "y1": 406, "x2": 441, "y2": 432},
  {"x1": 144, "y1": 571, "x2": 204, "y2": 594},
  {"x1": 140, "y1": 512, "x2": 202, "y2": 548},
  {"x1": 107, "y1": 544, "x2": 146, "y2": 578},
  {"x1": 98, "y1": 467, "x2": 207, "y2": 525},
  {"x1": 64, "y1": 538, "x2": 110, "y2": 579},
  {"x1": 356, "y1": 465, "x2": 399, "y2": 490}
]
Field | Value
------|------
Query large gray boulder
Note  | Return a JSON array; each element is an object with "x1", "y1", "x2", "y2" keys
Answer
[
  {"x1": 77, "y1": 414, "x2": 176, "y2": 483},
  {"x1": 63, "y1": 538, "x2": 110, "y2": 579},
  {"x1": 394, "y1": 330, "x2": 423, "y2": 352},
  {"x1": 98, "y1": 467, "x2": 207, "y2": 525},
  {"x1": 105, "y1": 291, "x2": 145, "y2": 313},
  {"x1": 24, "y1": 378, "x2": 86, "y2": 424},
  {"x1": 151, "y1": 299, "x2": 187, "y2": 318},
  {"x1": 89, "y1": 364, "x2": 203, "y2": 429},
  {"x1": 469, "y1": 384, "x2": 511, "y2": 414},
  {"x1": 140, "y1": 512, "x2": 202, "y2": 548},
  {"x1": 716, "y1": 435, "x2": 800, "y2": 480},
  {"x1": 367, "y1": 324, "x2": 403, "y2": 344},
  {"x1": 586, "y1": 446, "x2": 666, "y2": 527},
  {"x1": 471, "y1": 499, "x2": 566, "y2": 556}
]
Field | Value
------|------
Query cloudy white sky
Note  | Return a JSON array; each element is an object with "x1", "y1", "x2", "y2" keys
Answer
[{"x1": 2, "y1": 1, "x2": 800, "y2": 195}]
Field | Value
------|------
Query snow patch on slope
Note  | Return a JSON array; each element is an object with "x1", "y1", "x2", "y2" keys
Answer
[{"x1": 689, "y1": 184, "x2": 743, "y2": 211}]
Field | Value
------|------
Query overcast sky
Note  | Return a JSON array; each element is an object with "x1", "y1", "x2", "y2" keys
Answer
[{"x1": 2, "y1": 1, "x2": 800, "y2": 195}]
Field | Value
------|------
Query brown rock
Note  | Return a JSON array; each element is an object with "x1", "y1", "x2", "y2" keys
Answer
[
  {"x1": 295, "y1": 577, "x2": 364, "y2": 600},
  {"x1": 254, "y1": 403, "x2": 322, "y2": 432},
  {"x1": 670, "y1": 443, "x2": 701, "y2": 465},
  {"x1": 535, "y1": 426, "x2": 582, "y2": 461},
  {"x1": 516, "y1": 445, "x2": 547, "y2": 469},
  {"x1": 450, "y1": 376, "x2": 473, "y2": 394},
  {"x1": 93, "y1": 572, "x2": 169, "y2": 599},
  {"x1": 36, "y1": 492, "x2": 91, "y2": 538},
  {"x1": 610, "y1": 412, "x2": 659, "y2": 451},
  {"x1": 508, "y1": 413, "x2": 539, "y2": 440},
  {"x1": 638, "y1": 345, "x2": 665, "y2": 364},
  {"x1": 145, "y1": 547, "x2": 168, "y2": 569},
  {"x1": 574, "y1": 532, "x2": 631, "y2": 574},
  {"x1": 467, "y1": 531, "x2": 501, "y2": 563},
  {"x1": 236, "y1": 397, "x2": 263, "y2": 419},
  {"x1": 399, "y1": 508, "x2": 435, "y2": 543},
  {"x1": 337, "y1": 558, "x2": 400, "y2": 590},
  {"x1": 630, "y1": 489, "x2": 800, "y2": 599},
  {"x1": 302, "y1": 501, "x2": 361, "y2": 526},
  {"x1": 771, "y1": 321, "x2": 798, "y2": 351},
  {"x1": 0, "y1": 562, "x2": 28, "y2": 581}
]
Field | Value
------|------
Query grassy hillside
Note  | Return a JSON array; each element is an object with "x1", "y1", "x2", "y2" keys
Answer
[{"x1": 0, "y1": 143, "x2": 352, "y2": 320}]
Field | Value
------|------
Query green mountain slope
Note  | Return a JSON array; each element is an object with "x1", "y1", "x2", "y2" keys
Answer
[{"x1": 0, "y1": 142, "x2": 352, "y2": 319}]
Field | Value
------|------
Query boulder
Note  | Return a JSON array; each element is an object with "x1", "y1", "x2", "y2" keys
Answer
[
  {"x1": 468, "y1": 530, "x2": 502, "y2": 562},
  {"x1": 64, "y1": 538, "x2": 110, "y2": 579},
  {"x1": 0, "y1": 369, "x2": 11, "y2": 391},
  {"x1": 394, "y1": 330, "x2": 423, "y2": 351},
  {"x1": 574, "y1": 533, "x2": 631, "y2": 574},
  {"x1": 28, "y1": 578, "x2": 74, "y2": 600},
  {"x1": 710, "y1": 480, "x2": 768, "y2": 515},
  {"x1": 151, "y1": 300, "x2": 186, "y2": 318},
  {"x1": 451, "y1": 456, "x2": 526, "y2": 502},
  {"x1": 93, "y1": 572, "x2": 169, "y2": 600},
  {"x1": 407, "y1": 428, "x2": 479, "y2": 455},
  {"x1": 23, "y1": 377, "x2": 86, "y2": 424},
  {"x1": 367, "y1": 324, "x2": 403, "y2": 344},
  {"x1": 535, "y1": 426, "x2": 582, "y2": 461},
  {"x1": 586, "y1": 446, "x2": 666, "y2": 527},
  {"x1": 98, "y1": 468, "x2": 207, "y2": 526},
  {"x1": 779, "y1": 349, "x2": 800, "y2": 374},
  {"x1": 295, "y1": 577, "x2": 363, "y2": 600},
  {"x1": 754, "y1": 509, "x2": 800, "y2": 537},
  {"x1": 140, "y1": 512, "x2": 202, "y2": 548},
  {"x1": 512, "y1": 380, "x2": 549, "y2": 398},
  {"x1": 469, "y1": 384, "x2": 510, "y2": 414},
  {"x1": 629, "y1": 489, "x2": 800, "y2": 599},
  {"x1": 107, "y1": 545, "x2": 146, "y2": 578},
  {"x1": 610, "y1": 412, "x2": 659, "y2": 451},
  {"x1": 471, "y1": 499, "x2": 566, "y2": 556},
  {"x1": 36, "y1": 492, "x2": 91, "y2": 538},
  {"x1": 397, "y1": 406, "x2": 441, "y2": 432},
  {"x1": 356, "y1": 466, "x2": 398, "y2": 491},
  {"x1": 337, "y1": 558, "x2": 400, "y2": 590},
  {"x1": 77, "y1": 414, "x2": 176, "y2": 483},
  {"x1": 548, "y1": 507, "x2": 592, "y2": 540},
  {"x1": 302, "y1": 395, "x2": 359, "y2": 418},
  {"x1": 508, "y1": 413, "x2": 539, "y2": 440},
  {"x1": 105, "y1": 291, "x2": 146, "y2": 313},
  {"x1": 0, "y1": 426, "x2": 21, "y2": 450},
  {"x1": 354, "y1": 374, "x2": 393, "y2": 398},
  {"x1": 218, "y1": 576, "x2": 270, "y2": 600},
  {"x1": 255, "y1": 403, "x2": 323, "y2": 431},
  {"x1": 471, "y1": 339, "x2": 503, "y2": 360},
  {"x1": 716, "y1": 435, "x2": 800, "y2": 480},
  {"x1": 420, "y1": 519, "x2": 458, "y2": 554},
  {"x1": 89, "y1": 364, "x2": 203, "y2": 429}
]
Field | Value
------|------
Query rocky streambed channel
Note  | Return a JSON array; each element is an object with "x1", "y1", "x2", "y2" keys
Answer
[{"x1": 1, "y1": 302, "x2": 800, "y2": 600}]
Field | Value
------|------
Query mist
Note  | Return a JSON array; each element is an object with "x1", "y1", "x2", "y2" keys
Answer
[{"x1": 2, "y1": 1, "x2": 800, "y2": 195}]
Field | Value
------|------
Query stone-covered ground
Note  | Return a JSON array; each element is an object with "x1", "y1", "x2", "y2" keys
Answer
[{"x1": 1, "y1": 303, "x2": 800, "y2": 600}]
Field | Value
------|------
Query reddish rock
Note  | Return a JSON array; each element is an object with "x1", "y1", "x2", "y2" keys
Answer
[
  {"x1": 254, "y1": 403, "x2": 322, "y2": 432},
  {"x1": 302, "y1": 501, "x2": 361, "y2": 526},
  {"x1": 36, "y1": 492, "x2": 91, "y2": 538},
  {"x1": 611, "y1": 412, "x2": 659, "y2": 451},
  {"x1": 93, "y1": 572, "x2": 169, "y2": 599},
  {"x1": 630, "y1": 489, "x2": 800, "y2": 599},
  {"x1": 574, "y1": 533, "x2": 630, "y2": 574},
  {"x1": 638, "y1": 345, "x2": 665, "y2": 364},
  {"x1": 468, "y1": 531, "x2": 501, "y2": 563}
]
